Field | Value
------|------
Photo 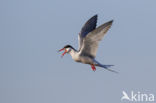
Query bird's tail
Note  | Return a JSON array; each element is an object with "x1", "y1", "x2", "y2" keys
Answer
[
  {"x1": 98, "y1": 64, "x2": 118, "y2": 73},
  {"x1": 93, "y1": 60, "x2": 118, "y2": 73}
]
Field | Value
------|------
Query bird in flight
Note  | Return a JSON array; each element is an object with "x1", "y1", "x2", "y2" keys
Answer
[{"x1": 58, "y1": 15, "x2": 117, "y2": 73}]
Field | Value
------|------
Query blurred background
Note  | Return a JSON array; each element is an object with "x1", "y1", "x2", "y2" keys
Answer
[{"x1": 0, "y1": 0, "x2": 156, "y2": 103}]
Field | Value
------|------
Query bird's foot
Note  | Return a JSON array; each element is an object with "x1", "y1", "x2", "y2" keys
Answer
[{"x1": 91, "y1": 64, "x2": 96, "y2": 72}]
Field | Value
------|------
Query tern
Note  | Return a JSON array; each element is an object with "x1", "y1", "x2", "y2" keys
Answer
[{"x1": 59, "y1": 15, "x2": 117, "y2": 73}]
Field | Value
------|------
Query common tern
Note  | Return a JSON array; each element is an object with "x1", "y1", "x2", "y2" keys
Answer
[{"x1": 59, "y1": 15, "x2": 117, "y2": 73}]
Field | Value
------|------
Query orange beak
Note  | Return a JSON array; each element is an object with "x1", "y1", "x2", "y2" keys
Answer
[{"x1": 58, "y1": 48, "x2": 67, "y2": 58}]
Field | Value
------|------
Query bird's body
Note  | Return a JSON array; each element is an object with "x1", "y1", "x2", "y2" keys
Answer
[
  {"x1": 59, "y1": 15, "x2": 117, "y2": 73},
  {"x1": 66, "y1": 47, "x2": 95, "y2": 65},
  {"x1": 70, "y1": 51, "x2": 93, "y2": 64}
]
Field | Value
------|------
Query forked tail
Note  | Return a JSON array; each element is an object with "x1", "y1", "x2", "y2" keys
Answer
[
  {"x1": 98, "y1": 64, "x2": 118, "y2": 73},
  {"x1": 93, "y1": 60, "x2": 118, "y2": 73}
]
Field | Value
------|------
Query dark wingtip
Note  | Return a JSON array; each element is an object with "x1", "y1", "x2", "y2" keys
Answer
[
  {"x1": 94, "y1": 14, "x2": 98, "y2": 17},
  {"x1": 92, "y1": 14, "x2": 98, "y2": 19},
  {"x1": 89, "y1": 14, "x2": 98, "y2": 21},
  {"x1": 105, "y1": 20, "x2": 114, "y2": 26},
  {"x1": 109, "y1": 20, "x2": 114, "y2": 24}
]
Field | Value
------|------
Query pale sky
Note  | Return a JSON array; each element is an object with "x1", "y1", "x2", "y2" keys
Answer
[{"x1": 0, "y1": 0, "x2": 156, "y2": 103}]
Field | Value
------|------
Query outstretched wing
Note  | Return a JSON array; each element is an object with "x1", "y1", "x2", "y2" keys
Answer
[
  {"x1": 79, "y1": 20, "x2": 113, "y2": 58},
  {"x1": 78, "y1": 15, "x2": 97, "y2": 51}
]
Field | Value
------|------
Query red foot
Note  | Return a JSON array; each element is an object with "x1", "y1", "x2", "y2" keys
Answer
[{"x1": 91, "y1": 64, "x2": 96, "y2": 72}]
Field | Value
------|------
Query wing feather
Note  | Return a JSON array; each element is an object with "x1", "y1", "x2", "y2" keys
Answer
[
  {"x1": 78, "y1": 15, "x2": 97, "y2": 51},
  {"x1": 80, "y1": 20, "x2": 113, "y2": 58}
]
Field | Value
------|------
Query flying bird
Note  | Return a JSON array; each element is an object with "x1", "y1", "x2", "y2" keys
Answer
[{"x1": 58, "y1": 15, "x2": 117, "y2": 73}]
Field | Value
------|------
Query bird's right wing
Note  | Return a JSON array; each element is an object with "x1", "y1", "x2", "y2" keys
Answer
[{"x1": 79, "y1": 20, "x2": 113, "y2": 58}]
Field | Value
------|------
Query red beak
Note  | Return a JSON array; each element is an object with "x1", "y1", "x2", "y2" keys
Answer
[{"x1": 58, "y1": 48, "x2": 67, "y2": 58}]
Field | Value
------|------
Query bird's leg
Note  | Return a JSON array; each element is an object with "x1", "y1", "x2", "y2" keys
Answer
[{"x1": 91, "y1": 64, "x2": 96, "y2": 72}]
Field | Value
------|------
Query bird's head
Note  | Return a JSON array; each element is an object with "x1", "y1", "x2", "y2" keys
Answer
[{"x1": 58, "y1": 45, "x2": 73, "y2": 57}]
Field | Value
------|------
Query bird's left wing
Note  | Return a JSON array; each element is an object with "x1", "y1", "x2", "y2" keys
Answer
[
  {"x1": 79, "y1": 20, "x2": 113, "y2": 58},
  {"x1": 78, "y1": 15, "x2": 97, "y2": 51}
]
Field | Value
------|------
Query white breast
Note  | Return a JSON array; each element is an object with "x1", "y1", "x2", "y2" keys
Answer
[{"x1": 69, "y1": 48, "x2": 93, "y2": 64}]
